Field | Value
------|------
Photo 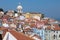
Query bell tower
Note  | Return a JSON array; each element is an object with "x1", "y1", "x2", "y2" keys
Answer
[{"x1": 17, "y1": 3, "x2": 23, "y2": 14}]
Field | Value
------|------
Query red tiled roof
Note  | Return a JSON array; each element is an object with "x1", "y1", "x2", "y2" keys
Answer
[
  {"x1": 0, "y1": 27, "x2": 34, "y2": 40},
  {"x1": 46, "y1": 25, "x2": 60, "y2": 30},
  {"x1": 8, "y1": 30, "x2": 34, "y2": 40}
]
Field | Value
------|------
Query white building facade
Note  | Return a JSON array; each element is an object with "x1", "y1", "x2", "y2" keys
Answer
[{"x1": 45, "y1": 30, "x2": 60, "y2": 40}]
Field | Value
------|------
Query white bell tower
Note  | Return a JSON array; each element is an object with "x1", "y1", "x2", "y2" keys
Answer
[{"x1": 17, "y1": 3, "x2": 23, "y2": 13}]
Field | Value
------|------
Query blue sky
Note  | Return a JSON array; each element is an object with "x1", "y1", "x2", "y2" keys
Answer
[{"x1": 0, "y1": 0, "x2": 60, "y2": 20}]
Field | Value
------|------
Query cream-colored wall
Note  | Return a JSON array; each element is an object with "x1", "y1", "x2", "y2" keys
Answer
[{"x1": 23, "y1": 13, "x2": 43, "y2": 19}]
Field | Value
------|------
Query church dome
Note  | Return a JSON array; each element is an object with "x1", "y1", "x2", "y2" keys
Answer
[{"x1": 17, "y1": 5, "x2": 23, "y2": 10}]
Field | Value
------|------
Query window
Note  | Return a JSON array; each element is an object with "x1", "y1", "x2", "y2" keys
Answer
[
  {"x1": 53, "y1": 31, "x2": 55, "y2": 32},
  {"x1": 45, "y1": 31, "x2": 47, "y2": 33},
  {"x1": 0, "y1": 34, "x2": 2, "y2": 40},
  {"x1": 56, "y1": 31, "x2": 58, "y2": 33},
  {"x1": 59, "y1": 35, "x2": 60, "y2": 37},
  {"x1": 53, "y1": 35, "x2": 57, "y2": 39},
  {"x1": 58, "y1": 24, "x2": 60, "y2": 26},
  {"x1": 53, "y1": 35, "x2": 55, "y2": 39}
]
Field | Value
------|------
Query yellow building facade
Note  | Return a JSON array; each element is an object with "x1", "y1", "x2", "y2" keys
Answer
[{"x1": 23, "y1": 12, "x2": 44, "y2": 20}]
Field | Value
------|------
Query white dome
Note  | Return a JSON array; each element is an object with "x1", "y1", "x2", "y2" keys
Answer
[{"x1": 17, "y1": 5, "x2": 23, "y2": 10}]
